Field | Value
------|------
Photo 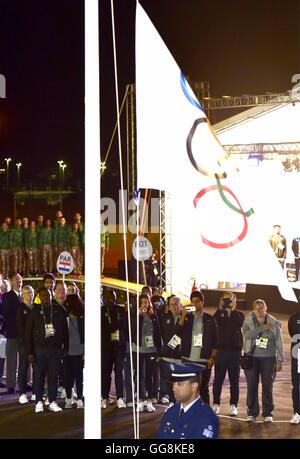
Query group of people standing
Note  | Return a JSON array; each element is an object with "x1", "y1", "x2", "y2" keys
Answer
[
  {"x1": 0, "y1": 211, "x2": 84, "y2": 278},
  {"x1": 0, "y1": 272, "x2": 84, "y2": 413},
  {"x1": 269, "y1": 223, "x2": 300, "y2": 281},
  {"x1": 101, "y1": 285, "x2": 300, "y2": 426}
]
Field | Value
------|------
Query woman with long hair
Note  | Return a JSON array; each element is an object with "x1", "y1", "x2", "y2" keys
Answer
[
  {"x1": 242, "y1": 299, "x2": 284, "y2": 422},
  {"x1": 132, "y1": 293, "x2": 161, "y2": 412}
]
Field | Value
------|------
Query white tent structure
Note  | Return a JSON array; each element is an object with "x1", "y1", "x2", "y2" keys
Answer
[{"x1": 214, "y1": 101, "x2": 300, "y2": 265}]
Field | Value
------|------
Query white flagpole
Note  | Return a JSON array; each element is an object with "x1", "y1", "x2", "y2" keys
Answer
[
  {"x1": 136, "y1": 193, "x2": 140, "y2": 439},
  {"x1": 85, "y1": 0, "x2": 101, "y2": 439}
]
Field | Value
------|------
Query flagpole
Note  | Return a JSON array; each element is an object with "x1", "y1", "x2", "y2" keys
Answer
[
  {"x1": 136, "y1": 191, "x2": 140, "y2": 439},
  {"x1": 85, "y1": 0, "x2": 101, "y2": 439}
]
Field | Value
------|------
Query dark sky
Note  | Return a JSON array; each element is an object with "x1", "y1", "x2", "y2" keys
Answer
[
  {"x1": 0, "y1": 0, "x2": 84, "y2": 185},
  {"x1": 100, "y1": 0, "x2": 300, "y2": 196}
]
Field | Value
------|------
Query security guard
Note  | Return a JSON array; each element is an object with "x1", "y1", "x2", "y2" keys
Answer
[{"x1": 157, "y1": 362, "x2": 219, "y2": 439}]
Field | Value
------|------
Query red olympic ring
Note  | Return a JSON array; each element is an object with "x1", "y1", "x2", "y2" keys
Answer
[{"x1": 193, "y1": 184, "x2": 248, "y2": 249}]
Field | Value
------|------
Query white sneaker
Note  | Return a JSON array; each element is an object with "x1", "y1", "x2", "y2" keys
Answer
[
  {"x1": 19, "y1": 394, "x2": 29, "y2": 405},
  {"x1": 145, "y1": 400, "x2": 156, "y2": 412},
  {"x1": 49, "y1": 401, "x2": 62, "y2": 412},
  {"x1": 76, "y1": 399, "x2": 84, "y2": 409},
  {"x1": 264, "y1": 416, "x2": 273, "y2": 423},
  {"x1": 31, "y1": 394, "x2": 36, "y2": 402},
  {"x1": 290, "y1": 413, "x2": 300, "y2": 424},
  {"x1": 71, "y1": 388, "x2": 77, "y2": 403},
  {"x1": 246, "y1": 415, "x2": 256, "y2": 422},
  {"x1": 108, "y1": 397, "x2": 115, "y2": 405},
  {"x1": 151, "y1": 397, "x2": 158, "y2": 404},
  {"x1": 59, "y1": 389, "x2": 66, "y2": 399},
  {"x1": 230, "y1": 405, "x2": 238, "y2": 416},
  {"x1": 44, "y1": 397, "x2": 49, "y2": 406},
  {"x1": 65, "y1": 398, "x2": 73, "y2": 409},
  {"x1": 35, "y1": 401, "x2": 44, "y2": 413},
  {"x1": 213, "y1": 404, "x2": 220, "y2": 415},
  {"x1": 101, "y1": 399, "x2": 107, "y2": 409},
  {"x1": 161, "y1": 396, "x2": 169, "y2": 404},
  {"x1": 165, "y1": 402, "x2": 174, "y2": 412},
  {"x1": 137, "y1": 401, "x2": 144, "y2": 412},
  {"x1": 117, "y1": 398, "x2": 126, "y2": 408}
]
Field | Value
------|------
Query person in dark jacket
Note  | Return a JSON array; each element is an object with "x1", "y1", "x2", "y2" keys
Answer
[
  {"x1": 64, "y1": 294, "x2": 84, "y2": 409},
  {"x1": 2, "y1": 272, "x2": 23, "y2": 393},
  {"x1": 212, "y1": 292, "x2": 244, "y2": 416},
  {"x1": 16, "y1": 285, "x2": 38, "y2": 404},
  {"x1": 288, "y1": 308, "x2": 300, "y2": 424},
  {"x1": 25, "y1": 287, "x2": 69, "y2": 413},
  {"x1": 159, "y1": 295, "x2": 183, "y2": 408},
  {"x1": 132, "y1": 293, "x2": 162, "y2": 413},
  {"x1": 175, "y1": 290, "x2": 218, "y2": 405},
  {"x1": 101, "y1": 289, "x2": 127, "y2": 409}
]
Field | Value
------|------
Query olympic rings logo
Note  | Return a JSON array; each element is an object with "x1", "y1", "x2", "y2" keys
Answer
[{"x1": 181, "y1": 71, "x2": 254, "y2": 249}]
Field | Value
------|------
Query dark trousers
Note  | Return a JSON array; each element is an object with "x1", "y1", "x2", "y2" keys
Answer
[
  {"x1": 160, "y1": 360, "x2": 176, "y2": 403},
  {"x1": 18, "y1": 345, "x2": 38, "y2": 395},
  {"x1": 65, "y1": 355, "x2": 84, "y2": 400},
  {"x1": 200, "y1": 367, "x2": 212, "y2": 405},
  {"x1": 0, "y1": 358, "x2": 4, "y2": 382},
  {"x1": 35, "y1": 347, "x2": 62, "y2": 403},
  {"x1": 295, "y1": 258, "x2": 300, "y2": 282},
  {"x1": 133, "y1": 352, "x2": 157, "y2": 400},
  {"x1": 291, "y1": 357, "x2": 300, "y2": 414},
  {"x1": 245, "y1": 356, "x2": 276, "y2": 417},
  {"x1": 213, "y1": 349, "x2": 241, "y2": 406},
  {"x1": 125, "y1": 351, "x2": 134, "y2": 403},
  {"x1": 102, "y1": 346, "x2": 125, "y2": 400}
]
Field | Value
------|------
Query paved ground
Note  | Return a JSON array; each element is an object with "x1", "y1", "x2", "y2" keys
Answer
[{"x1": 0, "y1": 393, "x2": 84, "y2": 439}]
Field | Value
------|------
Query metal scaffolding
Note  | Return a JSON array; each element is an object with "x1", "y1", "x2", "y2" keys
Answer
[
  {"x1": 223, "y1": 142, "x2": 300, "y2": 158},
  {"x1": 159, "y1": 190, "x2": 172, "y2": 293}
]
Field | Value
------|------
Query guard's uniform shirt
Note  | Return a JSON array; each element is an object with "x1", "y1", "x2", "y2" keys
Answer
[{"x1": 157, "y1": 398, "x2": 219, "y2": 439}]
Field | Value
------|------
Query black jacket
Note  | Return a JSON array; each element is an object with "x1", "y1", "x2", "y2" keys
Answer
[
  {"x1": 131, "y1": 313, "x2": 162, "y2": 354},
  {"x1": 160, "y1": 311, "x2": 181, "y2": 359},
  {"x1": 16, "y1": 302, "x2": 32, "y2": 347},
  {"x1": 288, "y1": 312, "x2": 300, "y2": 356},
  {"x1": 52, "y1": 299, "x2": 68, "y2": 317},
  {"x1": 175, "y1": 312, "x2": 218, "y2": 361},
  {"x1": 101, "y1": 304, "x2": 127, "y2": 348},
  {"x1": 25, "y1": 302, "x2": 69, "y2": 354},
  {"x1": 2, "y1": 290, "x2": 22, "y2": 338},
  {"x1": 213, "y1": 309, "x2": 244, "y2": 351}
]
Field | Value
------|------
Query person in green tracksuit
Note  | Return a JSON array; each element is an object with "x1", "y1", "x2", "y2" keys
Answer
[
  {"x1": 40, "y1": 219, "x2": 54, "y2": 273},
  {"x1": 69, "y1": 223, "x2": 83, "y2": 276},
  {"x1": 0, "y1": 222, "x2": 11, "y2": 278},
  {"x1": 10, "y1": 219, "x2": 24, "y2": 275},
  {"x1": 25, "y1": 221, "x2": 38, "y2": 276},
  {"x1": 36, "y1": 215, "x2": 44, "y2": 274},
  {"x1": 54, "y1": 217, "x2": 70, "y2": 256},
  {"x1": 22, "y1": 217, "x2": 30, "y2": 277}
]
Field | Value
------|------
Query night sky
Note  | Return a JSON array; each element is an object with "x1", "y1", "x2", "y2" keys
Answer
[
  {"x1": 0, "y1": 0, "x2": 84, "y2": 186},
  {"x1": 100, "y1": 0, "x2": 300, "y2": 197}
]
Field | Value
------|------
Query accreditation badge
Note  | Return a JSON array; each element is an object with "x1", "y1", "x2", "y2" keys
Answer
[
  {"x1": 145, "y1": 335, "x2": 154, "y2": 348},
  {"x1": 167, "y1": 334, "x2": 181, "y2": 349},
  {"x1": 45, "y1": 323, "x2": 55, "y2": 338},
  {"x1": 193, "y1": 334, "x2": 203, "y2": 347},
  {"x1": 111, "y1": 330, "x2": 120, "y2": 342}
]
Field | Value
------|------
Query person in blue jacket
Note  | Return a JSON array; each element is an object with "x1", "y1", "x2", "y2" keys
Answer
[{"x1": 157, "y1": 362, "x2": 219, "y2": 439}]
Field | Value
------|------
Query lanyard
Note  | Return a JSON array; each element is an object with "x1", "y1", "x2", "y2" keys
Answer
[{"x1": 41, "y1": 304, "x2": 53, "y2": 325}]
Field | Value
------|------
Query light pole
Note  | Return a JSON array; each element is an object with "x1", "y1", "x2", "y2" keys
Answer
[
  {"x1": 57, "y1": 160, "x2": 64, "y2": 188},
  {"x1": 4, "y1": 157, "x2": 11, "y2": 188},
  {"x1": 61, "y1": 163, "x2": 67, "y2": 189},
  {"x1": 16, "y1": 163, "x2": 22, "y2": 188}
]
